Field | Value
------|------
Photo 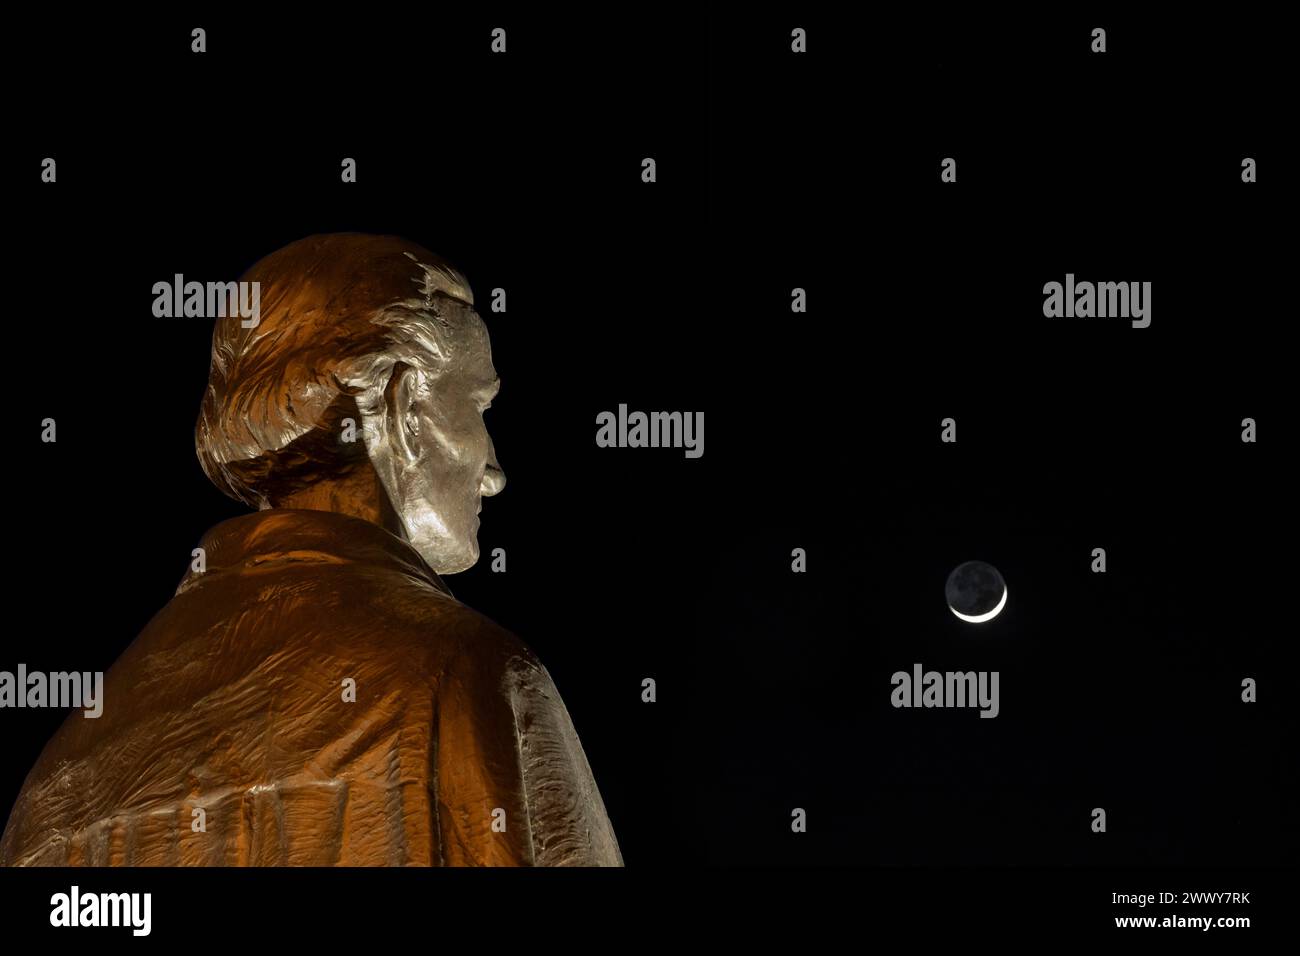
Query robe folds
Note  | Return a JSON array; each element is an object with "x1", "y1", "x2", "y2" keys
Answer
[{"x1": 1, "y1": 509, "x2": 622, "y2": 867}]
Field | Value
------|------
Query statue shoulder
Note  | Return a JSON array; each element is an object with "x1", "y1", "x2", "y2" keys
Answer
[{"x1": 458, "y1": 607, "x2": 540, "y2": 667}]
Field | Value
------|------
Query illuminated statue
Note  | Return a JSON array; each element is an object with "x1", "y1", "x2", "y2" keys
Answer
[{"x1": 1, "y1": 234, "x2": 623, "y2": 866}]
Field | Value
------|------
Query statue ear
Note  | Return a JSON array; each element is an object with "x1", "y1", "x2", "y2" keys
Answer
[{"x1": 382, "y1": 362, "x2": 422, "y2": 463}]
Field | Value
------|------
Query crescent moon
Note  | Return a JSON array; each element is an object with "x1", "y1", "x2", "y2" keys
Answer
[{"x1": 949, "y1": 583, "x2": 1007, "y2": 623}]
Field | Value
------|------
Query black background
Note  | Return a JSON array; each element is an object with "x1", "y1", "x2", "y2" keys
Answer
[
  {"x1": 3, "y1": 3, "x2": 1292, "y2": 939},
  {"x1": 700, "y1": 9, "x2": 1291, "y2": 868}
]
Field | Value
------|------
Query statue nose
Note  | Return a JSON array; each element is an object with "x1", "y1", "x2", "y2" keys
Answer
[{"x1": 481, "y1": 462, "x2": 506, "y2": 497}]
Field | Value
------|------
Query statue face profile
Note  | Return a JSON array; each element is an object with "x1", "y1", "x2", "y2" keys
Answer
[
  {"x1": 196, "y1": 233, "x2": 507, "y2": 574},
  {"x1": 364, "y1": 294, "x2": 506, "y2": 573}
]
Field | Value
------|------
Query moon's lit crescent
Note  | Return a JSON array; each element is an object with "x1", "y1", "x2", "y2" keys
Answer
[{"x1": 949, "y1": 584, "x2": 1007, "y2": 623}]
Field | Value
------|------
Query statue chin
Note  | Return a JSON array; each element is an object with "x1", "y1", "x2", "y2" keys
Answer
[
  {"x1": 378, "y1": 475, "x2": 480, "y2": 574},
  {"x1": 406, "y1": 525, "x2": 478, "y2": 575},
  {"x1": 429, "y1": 546, "x2": 478, "y2": 575}
]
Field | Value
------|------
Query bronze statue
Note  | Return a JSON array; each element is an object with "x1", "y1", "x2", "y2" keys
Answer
[{"x1": 1, "y1": 234, "x2": 623, "y2": 866}]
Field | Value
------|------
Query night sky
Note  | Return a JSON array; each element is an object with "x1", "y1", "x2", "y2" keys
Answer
[{"x1": 1, "y1": 5, "x2": 1290, "y2": 941}]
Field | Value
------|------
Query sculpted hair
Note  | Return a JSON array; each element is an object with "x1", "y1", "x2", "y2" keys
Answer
[{"x1": 195, "y1": 234, "x2": 476, "y2": 508}]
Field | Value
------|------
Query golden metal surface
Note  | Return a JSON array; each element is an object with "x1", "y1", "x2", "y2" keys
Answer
[{"x1": 1, "y1": 234, "x2": 622, "y2": 866}]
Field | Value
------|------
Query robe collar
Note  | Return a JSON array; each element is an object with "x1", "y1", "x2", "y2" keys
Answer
[{"x1": 175, "y1": 508, "x2": 454, "y2": 598}]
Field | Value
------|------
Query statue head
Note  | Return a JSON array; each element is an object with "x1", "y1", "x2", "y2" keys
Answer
[{"x1": 196, "y1": 233, "x2": 506, "y2": 573}]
